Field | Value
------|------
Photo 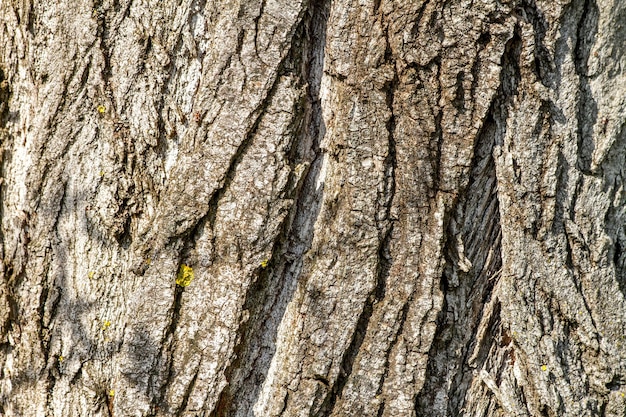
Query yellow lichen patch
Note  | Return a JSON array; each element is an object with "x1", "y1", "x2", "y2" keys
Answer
[
  {"x1": 260, "y1": 259, "x2": 269, "y2": 269},
  {"x1": 58, "y1": 355, "x2": 64, "y2": 362},
  {"x1": 145, "y1": 258, "x2": 152, "y2": 265},
  {"x1": 541, "y1": 364, "x2": 547, "y2": 372},
  {"x1": 102, "y1": 320, "x2": 111, "y2": 330},
  {"x1": 108, "y1": 389, "x2": 115, "y2": 397},
  {"x1": 88, "y1": 271, "x2": 95, "y2": 279},
  {"x1": 97, "y1": 104, "x2": 106, "y2": 114},
  {"x1": 176, "y1": 264, "x2": 194, "y2": 287},
  {"x1": 99, "y1": 170, "x2": 105, "y2": 177}
]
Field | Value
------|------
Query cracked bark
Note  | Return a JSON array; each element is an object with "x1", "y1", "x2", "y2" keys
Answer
[{"x1": 2, "y1": 0, "x2": 626, "y2": 416}]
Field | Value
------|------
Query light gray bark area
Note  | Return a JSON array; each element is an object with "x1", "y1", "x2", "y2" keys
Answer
[{"x1": 2, "y1": 0, "x2": 626, "y2": 416}]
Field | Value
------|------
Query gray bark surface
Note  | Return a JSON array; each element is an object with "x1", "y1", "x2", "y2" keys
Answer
[{"x1": 1, "y1": 0, "x2": 626, "y2": 416}]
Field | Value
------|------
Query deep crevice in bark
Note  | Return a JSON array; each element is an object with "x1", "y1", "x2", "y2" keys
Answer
[
  {"x1": 317, "y1": 292, "x2": 410, "y2": 417},
  {"x1": 153, "y1": 283, "x2": 185, "y2": 413},
  {"x1": 207, "y1": 1, "x2": 330, "y2": 415},
  {"x1": 517, "y1": 0, "x2": 555, "y2": 88},
  {"x1": 253, "y1": 0, "x2": 268, "y2": 64},
  {"x1": 501, "y1": 26, "x2": 522, "y2": 100},
  {"x1": 414, "y1": 110, "x2": 503, "y2": 416},
  {"x1": 415, "y1": 24, "x2": 526, "y2": 415},
  {"x1": 94, "y1": 1, "x2": 114, "y2": 105},
  {"x1": 0, "y1": 63, "x2": 8, "y2": 351},
  {"x1": 452, "y1": 71, "x2": 466, "y2": 113},
  {"x1": 176, "y1": 367, "x2": 199, "y2": 417},
  {"x1": 431, "y1": 61, "x2": 443, "y2": 194},
  {"x1": 0, "y1": 66, "x2": 9, "y2": 129},
  {"x1": 132, "y1": 65, "x2": 283, "y2": 276},
  {"x1": 604, "y1": 122, "x2": 626, "y2": 300},
  {"x1": 314, "y1": 21, "x2": 399, "y2": 417},
  {"x1": 316, "y1": 292, "x2": 378, "y2": 416},
  {"x1": 409, "y1": 0, "x2": 431, "y2": 39},
  {"x1": 573, "y1": 0, "x2": 599, "y2": 174}
]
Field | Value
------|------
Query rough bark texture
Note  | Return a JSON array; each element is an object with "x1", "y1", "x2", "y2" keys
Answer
[{"x1": 1, "y1": 0, "x2": 626, "y2": 416}]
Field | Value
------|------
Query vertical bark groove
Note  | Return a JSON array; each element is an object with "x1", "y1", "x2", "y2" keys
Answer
[
  {"x1": 415, "y1": 108, "x2": 503, "y2": 416},
  {"x1": 573, "y1": 0, "x2": 599, "y2": 174}
]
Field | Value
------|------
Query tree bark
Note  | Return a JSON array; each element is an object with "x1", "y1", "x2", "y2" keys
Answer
[{"x1": 2, "y1": 0, "x2": 626, "y2": 415}]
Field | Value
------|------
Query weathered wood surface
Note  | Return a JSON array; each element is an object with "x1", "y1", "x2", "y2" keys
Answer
[{"x1": 1, "y1": 0, "x2": 626, "y2": 415}]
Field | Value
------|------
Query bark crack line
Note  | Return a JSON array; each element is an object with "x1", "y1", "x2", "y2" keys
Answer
[
  {"x1": 132, "y1": 62, "x2": 285, "y2": 275},
  {"x1": 415, "y1": 72, "x2": 504, "y2": 417},
  {"x1": 410, "y1": 0, "x2": 431, "y2": 40},
  {"x1": 0, "y1": 65, "x2": 10, "y2": 129},
  {"x1": 207, "y1": 137, "x2": 314, "y2": 417},
  {"x1": 431, "y1": 55, "x2": 443, "y2": 193},
  {"x1": 517, "y1": 0, "x2": 554, "y2": 88},
  {"x1": 154, "y1": 284, "x2": 185, "y2": 410},
  {"x1": 94, "y1": 0, "x2": 115, "y2": 111},
  {"x1": 379, "y1": 296, "x2": 411, "y2": 395},
  {"x1": 174, "y1": 0, "x2": 313, "y2": 258},
  {"x1": 369, "y1": 29, "x2": 401, "y2": 410},
  {"x1": 32, "y1": 59, "x2": 86, "y2": 199},
  {"x1": 253, "y1": 0, "x2": 268, "y2": 65},
  {"x1": 192, "y1": 51, "x2": 290, "y2": 263},
  {"x1": 175, "y1": 364, "x2": 200, "y2": 417},
  {"x1": 376, "y1": 27, "x2": 399, "y2": 304},
  {"x1": 469, "y1": 32, "x2": 491, "y2": 114},
  {"x1": 201, "y1": 2, "x2": 329, "y2": 414},
  {"x1": 314, "y1": 21, "x2": 399, "y2": 416},
  {"x1": 573, "y1": 0, "x2": 599, "y2": 174}
]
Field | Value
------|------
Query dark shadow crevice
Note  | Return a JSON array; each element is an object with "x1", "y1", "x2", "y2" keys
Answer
[
  {"x1": 414, "y1": 107, "x2": 503, "y2": 416},
  {"x1": 313, "y1": 17, "x2": 399, "y2": 417},
  {"x1": 207, "y1": 1, "x2": 330, "y2": 415},
  {"x1": 517, "y1": 0, "x2": 556, "y2": 89},
  {"x1": 414, "y1": 23, "x2": 523, "y2": 414},
  {"x1": 572, "y1": 0, "x2": 599, "y2": 174}
]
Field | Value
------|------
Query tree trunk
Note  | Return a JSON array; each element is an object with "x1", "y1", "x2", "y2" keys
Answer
[{"x1": 1, "y1": 0, "x2": 626, "y2": 415}]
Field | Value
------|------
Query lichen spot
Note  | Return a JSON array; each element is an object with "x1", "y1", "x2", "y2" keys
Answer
[
  {"x1": 541, "y1": 364, "x2": 547, "y2": 372},
  {"x1": 176, "y1": 264, "x2": 194, "y2": 287},
  {"x1": 102, "y1": 320, "x2": 111, "y2": 330},
  {"x1": 109, "y1": 389, "x2": 115, "y2": 397},
  {"x1": 88, "y1": 271, "x2": 95, "y2": 279},
  {"x1": 97, "y1": 104, "x2": 106, "y2": 114},
  {"x1": 261, "y1": 259, "x2": 269, "y2": 269}
]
